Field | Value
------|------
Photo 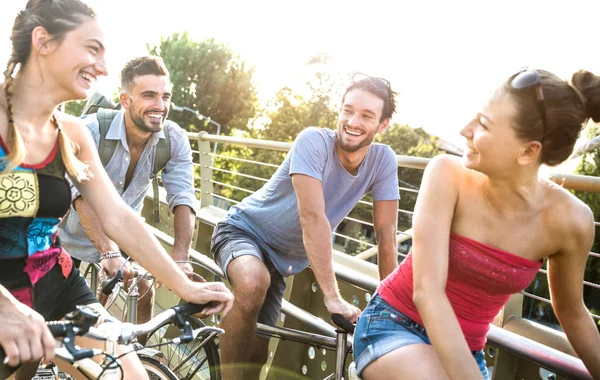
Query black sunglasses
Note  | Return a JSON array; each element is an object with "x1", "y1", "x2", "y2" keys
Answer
[{"x1": 510, "y1": 69, "x2": 549, "y2": 137}]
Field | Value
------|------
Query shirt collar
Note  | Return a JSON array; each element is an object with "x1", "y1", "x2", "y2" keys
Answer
[{"x1": 105, "y1": 109, "x2": 167, "y2": 147}]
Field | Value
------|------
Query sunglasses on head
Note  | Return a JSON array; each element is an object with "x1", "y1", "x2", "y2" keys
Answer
[
  {"x1": 510, "y1": 69, "x2": 549, "y2": 137},
  {"x1": 352, "y1": 72, "x2": 392, "y2": 91}
]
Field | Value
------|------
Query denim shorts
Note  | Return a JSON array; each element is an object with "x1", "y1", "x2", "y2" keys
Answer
[
  {"x1": 210, "y1": 222, "x2": 286, "y2": 327},
  {"x1": 354, "y1": 294, "x2": 490, "y2": 379}
]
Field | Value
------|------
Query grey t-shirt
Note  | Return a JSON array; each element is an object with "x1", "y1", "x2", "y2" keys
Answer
[{"x1": 225, "y1": 127, "x2": 399, "y2": 276}]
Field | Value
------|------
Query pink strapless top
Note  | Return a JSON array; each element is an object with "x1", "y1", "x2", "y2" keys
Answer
[{"x1": 378, "y1": 233, "x2": 543, "y2": 350}]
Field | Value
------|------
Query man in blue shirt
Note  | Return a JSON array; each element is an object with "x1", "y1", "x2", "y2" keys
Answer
[
  {"x1": 211, "y1": 74, "x2": 401, "y2": 379},
  {"x1": 59, "y1": 56, "x2": 198, "y2": 336}
]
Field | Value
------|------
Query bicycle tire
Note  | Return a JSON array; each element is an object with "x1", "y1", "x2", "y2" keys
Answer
[
  {"x1": 140, "y1": 356, "x2": 178, "y2": 380},
  {"x1": 146, "y1": 316, "x2": 221, "y2": 380}
]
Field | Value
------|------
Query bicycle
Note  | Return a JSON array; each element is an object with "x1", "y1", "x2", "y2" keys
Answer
[
  {"x1": 100, "y1": 263, "x2": 222, "y2": 380},
  {"x1": 0, "y1": 302, "x2": 224, "y2": 380},
  {"x1": 99, "y1": 261, "x2": 359, "y2": 380}
]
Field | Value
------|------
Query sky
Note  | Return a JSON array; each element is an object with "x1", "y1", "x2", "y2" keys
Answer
[{"x1": 2, "y1": 0, "x2": 600, "y2": 154}]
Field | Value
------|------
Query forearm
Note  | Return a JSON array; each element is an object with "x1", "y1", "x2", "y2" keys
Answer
[
  {"x1": 302, "y1": 216, "x2": 339, "y2": 301},
  {"x1": 102, "y1": 207, "x2": 189, "y2": 295},
  {"x1": 415, "y1": 293, "x2": 483, "y2": 379},
  {"x1": 172, "y1": 205, "x2": 195, "y2": 262},
  {"x1": 559, "y1": 307, "x2": 600, "y2": 378},
  {"x1": 74, "y1": 197, "x2": 119, "y2": 254},
  {"x1": 375, "y1": 227, "x2": 397, "y2": 280}
]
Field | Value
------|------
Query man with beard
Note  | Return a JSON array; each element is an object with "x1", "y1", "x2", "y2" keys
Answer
[
  {"x1": 212, "y1": 74, "x2": 400, "y2": 379},
  {"x1": 59, "y1": 56, "x2": 198, "y2": 337}
]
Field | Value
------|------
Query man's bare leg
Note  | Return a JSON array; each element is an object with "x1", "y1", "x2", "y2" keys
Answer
[
  {"x1": 219, "y1": 256, "x2": 271, "y2": 380},
  {"x1": 134, "y1": 279, "x2": 154, "y2": 345}
]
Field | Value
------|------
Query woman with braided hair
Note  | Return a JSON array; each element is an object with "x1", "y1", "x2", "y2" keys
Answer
[{"x1": 0, "y1": 1, "x2": 233, "y2": 379}]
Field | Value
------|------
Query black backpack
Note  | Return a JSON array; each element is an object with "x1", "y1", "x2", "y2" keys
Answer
[{"x1": 82, "y1": 93, "x2": 171, "y2": 222}]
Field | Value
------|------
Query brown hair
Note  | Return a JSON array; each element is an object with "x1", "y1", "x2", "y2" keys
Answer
[
  {"x1": 501, "y1": 69, "x2": 600, "y2": 166},
  {"x1": 342, "y1": 74, "x2": 398, "y2": 122},
  {"x1": 120, "y1": 56, "x2": 170, "y2": 93},
  {"x1": 3, "y1": 0, "x2": 95, "y2": 180}
]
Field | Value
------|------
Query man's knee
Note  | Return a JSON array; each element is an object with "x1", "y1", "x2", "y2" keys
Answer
[{"x1": 227, "y1": 256, "x2": 271, "y2": 313}]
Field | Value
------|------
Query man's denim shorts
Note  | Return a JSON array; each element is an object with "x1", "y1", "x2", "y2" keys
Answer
[{"x1": 353, "y1": 294, "x2": 490, "y2": 379}]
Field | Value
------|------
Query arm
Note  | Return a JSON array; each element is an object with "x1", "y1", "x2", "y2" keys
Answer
[
  {"x1": 548, "y1": 205, "x2": 600, "y2": 378},
  {"x1": 0, "y1": 285, "x2": 54, "y2": 367},
  {"x1": 411, "y1": 155, "x2": 483, "y2": 379},
  {"x1": 63, "y1": 116, "x2": 232, "y2": 315},
  {"x1": 73, "y1": 197, "x2": 134, "y2": 283},
  {"x1": 373, "y1": 199, "x2": 398, "y2": 280},
  {"x1": 161, "y1": 125, "x2": 198, "y2": 275},
  {"x1": 291, "y1": 174, "x2": 361, "y2": 322}
]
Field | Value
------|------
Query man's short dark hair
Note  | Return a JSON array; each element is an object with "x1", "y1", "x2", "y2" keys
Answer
[
  {"x1": 121, "y1": 56, "x2": 170, "y2": 92},
  {"x1": 341, "y1": 74, "x2": 398, "y2": 121}
]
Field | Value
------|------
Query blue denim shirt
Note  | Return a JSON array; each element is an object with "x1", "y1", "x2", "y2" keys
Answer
[{"x1": 58, "y1": 110, "x2": 198, "y2": 263}]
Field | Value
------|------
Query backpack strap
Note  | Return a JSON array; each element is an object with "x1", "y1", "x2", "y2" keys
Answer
[
  {"x1": 97, "y1": 109, "x2": 121, "y2": 167},
  {"x1": 152, "y1": 122, "x2": 172, "y2": 176},
  {"x1": 152, "y1": 122, "x2": 172, "y2": 223}
]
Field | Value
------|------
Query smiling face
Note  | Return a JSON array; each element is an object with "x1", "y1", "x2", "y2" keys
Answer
[
  {"x1": 121, "y1": 75, "x2": 172, "y2": 134},
  {"x1": 460, "y1": 94, "x2": 538, "y2": 175},
  {"x1": 337, "y1": 89, "x2": 389, "y2": 153},
  {"x1": 43, "y1": 19, "x2": 107, "y2": 100}
]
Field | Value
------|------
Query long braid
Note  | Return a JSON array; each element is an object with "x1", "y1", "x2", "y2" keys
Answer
[
  {"x1": 2, "y1": 57, "x2": 26, "y2": 172},
  {"x1": 52, "y1": 112, "x2": 91, "y2": 182}
]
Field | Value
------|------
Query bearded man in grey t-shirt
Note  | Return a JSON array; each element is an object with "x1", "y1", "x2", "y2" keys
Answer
[{"x1": 212, "y1": 74, "x2": 400, "y2": 379}]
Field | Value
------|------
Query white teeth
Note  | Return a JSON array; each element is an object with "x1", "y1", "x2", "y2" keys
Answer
[
  {"x1": 81, "y1": 72, "x2": 94, "y2": 83},
  {"x1": 148, "y1": 113, "x2": 163, "y2": 119},
  {"x1": 344, "y1": 127, "x2": 363, "y2": 136}
]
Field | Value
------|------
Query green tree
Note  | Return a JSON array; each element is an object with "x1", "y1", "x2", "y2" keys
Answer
[
  {"x1": 63, "y1": 100, "x2": 86, "y2": 116},
  {"x1": 572, "y1": 124, "x2": 600, "y2": 320},
  {"x1": 148, "y1": 33, "x2": 258, "y2": 135}
]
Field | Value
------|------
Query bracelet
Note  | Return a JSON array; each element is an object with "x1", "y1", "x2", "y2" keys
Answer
[{"x1": 100, "y1": 251, "x2": 122, "y2": 261}]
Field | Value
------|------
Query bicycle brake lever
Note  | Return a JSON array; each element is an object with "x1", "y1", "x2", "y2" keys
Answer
[
  {"x1": 101, "y1": 269, "x2": 123, "y2": 295},
  {"x1": 63, "y1": 329, "x2": 96, "y2": 361}
]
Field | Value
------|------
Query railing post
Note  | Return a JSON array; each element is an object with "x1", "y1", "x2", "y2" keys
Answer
[{"x1": 197, "y1": 131, "x2": 214, "y2": 208}]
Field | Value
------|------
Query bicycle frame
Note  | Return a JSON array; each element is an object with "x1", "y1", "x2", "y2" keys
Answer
[{"x1": 256, "y1": 323, "x2": 353, "y2": 380}]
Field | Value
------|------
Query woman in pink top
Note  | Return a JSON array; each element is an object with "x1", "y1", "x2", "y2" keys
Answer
[{"x1": 354, "y1": 69, "x2": 600, "y2": 379}]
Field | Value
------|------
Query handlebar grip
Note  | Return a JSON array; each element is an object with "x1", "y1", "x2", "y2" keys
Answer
[
  {"x1": 101, "y1": 269, "x2": 123, "y2": 295},
  {"x1": 172, "y1": 302, "x2": 217, "y2": 316},
  {"x1": 331, "y1": 314, "x2": 355, "y2": 334},
  {"x1": 47, "y1": 322, "x2": 71, "y2": 338}
]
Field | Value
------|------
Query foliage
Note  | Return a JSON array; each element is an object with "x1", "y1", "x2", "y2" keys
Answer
[
  {"x1": 63, "y1": 100, "x2": 86, "y2": 117},
  {"x1": 210, "y1": 55, "x2": 444, "y2": 255},
  {"x1": 148, "y1": 33, "x2": 258, "y2": 135}
]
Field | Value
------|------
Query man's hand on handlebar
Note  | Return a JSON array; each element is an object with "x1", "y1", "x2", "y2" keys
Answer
[
  {"x1": 101, "y1": 255, "x2": 134, "y2": 290},
  {"x1": 0, "y1": 292, "x2": 54, "y2": 367},
  {"x1": 325, "y1": 295, "x2": 361, "y2": 323}
]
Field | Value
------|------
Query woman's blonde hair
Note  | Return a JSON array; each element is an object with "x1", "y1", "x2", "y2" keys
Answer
[{"x1": 2, "y1": 0, "x2": 96, "y2": 181}]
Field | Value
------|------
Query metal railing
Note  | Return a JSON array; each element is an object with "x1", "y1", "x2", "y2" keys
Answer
[{"x1": 179, "y1": 131, "x2": 600, "y2": 379}]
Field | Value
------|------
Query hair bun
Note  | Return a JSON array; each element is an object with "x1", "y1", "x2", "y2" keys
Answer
[{"x1": 572, "y1": 70, "x2": 600, "y2": 122}]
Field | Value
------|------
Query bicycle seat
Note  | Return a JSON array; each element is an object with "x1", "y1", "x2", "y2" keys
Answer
[{"x1": 331, "y1": 314, "x2": 355, "y2": 334}]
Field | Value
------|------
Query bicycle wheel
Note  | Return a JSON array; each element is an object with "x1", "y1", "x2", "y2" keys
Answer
[
  {"x1": 140, "y1": 356, "x2": 178, "y2": 380},
  {"x1": 147, "y1": 316, "x2": 221, "y2": 380}
]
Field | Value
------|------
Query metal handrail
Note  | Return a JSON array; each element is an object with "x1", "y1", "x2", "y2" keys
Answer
[
  {"x1": 148, "y1": 222, "x2": 592, "y2": 379},
  {"x1": 192, "y1": 132, "x2": 600, "y2": 191}
]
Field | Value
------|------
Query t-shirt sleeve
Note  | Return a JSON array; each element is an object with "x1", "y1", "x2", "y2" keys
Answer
[
  {"x1": 372, "y1": 146, "x2": 400, "y2": 201},
  {"x1": 288, "y1": 127, "x2": 328, "y2": 181}
]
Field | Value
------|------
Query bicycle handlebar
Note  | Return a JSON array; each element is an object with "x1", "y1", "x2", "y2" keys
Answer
[
  {"x1": 101, "y1": 269, "x2": 123, "y2": 295},
  {"x1": 331, "y1": 314, "x2": 355, "y2": 334},
  {"x1": 0, "y1": 301, "x2": 217, "y2": 378}
]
